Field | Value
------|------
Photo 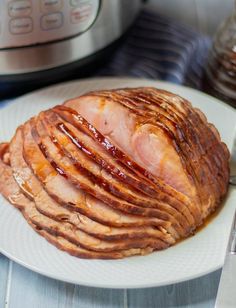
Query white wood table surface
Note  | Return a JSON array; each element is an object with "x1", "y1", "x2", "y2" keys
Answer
[{"x1": 0, "y1": 253, "x2": 221, "y2": 308}]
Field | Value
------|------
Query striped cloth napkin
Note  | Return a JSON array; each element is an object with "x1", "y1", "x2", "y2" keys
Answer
[{"x1": 98, "y1": 9, "x2": 211, "y2": 90}]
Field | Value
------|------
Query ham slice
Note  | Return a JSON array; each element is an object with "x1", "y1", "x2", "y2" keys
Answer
[{"x1": 0, "y1": 87, "x2": 229, "y2": 259}]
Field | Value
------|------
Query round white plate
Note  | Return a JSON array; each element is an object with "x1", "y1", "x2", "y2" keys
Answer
[{"x1": 0, "y1": 78, "x2": 236, "y2": 289}]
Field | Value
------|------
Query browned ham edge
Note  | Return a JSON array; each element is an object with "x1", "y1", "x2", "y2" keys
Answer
[{"x1": 114, "y1": 88, "x2": 229, "y2": 208}]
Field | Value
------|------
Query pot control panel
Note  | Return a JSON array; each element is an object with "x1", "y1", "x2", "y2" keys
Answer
[{"x1": 0, "y1": 0, "x2": 100, "y2": 49}]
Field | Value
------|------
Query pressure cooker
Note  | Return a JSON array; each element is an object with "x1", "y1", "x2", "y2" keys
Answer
[{"x1": 0, "y1": 0, "x2": 142, "y2": 97}]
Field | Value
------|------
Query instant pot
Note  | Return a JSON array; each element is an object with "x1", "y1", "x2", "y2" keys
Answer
[{"x1": 0, "y1": 0, "x2": 142, "y2": 97}]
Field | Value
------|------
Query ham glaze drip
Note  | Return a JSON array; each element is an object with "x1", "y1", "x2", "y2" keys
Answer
[{"x1": 0, "y1": 87, "x2": 230, "y2": 259}]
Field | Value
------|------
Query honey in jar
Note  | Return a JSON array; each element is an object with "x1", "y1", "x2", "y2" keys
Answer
[{"x1": 203, "y1": 8, "x2": 236, "y2": 108}]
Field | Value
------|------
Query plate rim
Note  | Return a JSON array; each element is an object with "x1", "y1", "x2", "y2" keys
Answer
[
  {"x1": 0, "y1": 244, "x2": 222, "y2": 289},
  {"x1": 2, "y1": 76, "x2": 236, "y2": 114}
]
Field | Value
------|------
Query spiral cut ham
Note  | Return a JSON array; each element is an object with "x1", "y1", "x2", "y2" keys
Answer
[{"x1": 0, "y1": 87, "x2": 229, "y2": 259}]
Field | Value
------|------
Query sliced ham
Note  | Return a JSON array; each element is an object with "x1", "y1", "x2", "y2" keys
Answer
[{"x1": 0, "y1": 87, "x2": 229, "y2": 259}]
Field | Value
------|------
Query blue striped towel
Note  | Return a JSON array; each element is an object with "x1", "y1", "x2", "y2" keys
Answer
[{"x1": 98, "y1": 9, "x2": 211, "y2": 90}]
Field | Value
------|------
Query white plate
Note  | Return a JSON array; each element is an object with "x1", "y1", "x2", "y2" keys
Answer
[{"x1": 0, "y1": 77, "x2": 236, "y2": 289}]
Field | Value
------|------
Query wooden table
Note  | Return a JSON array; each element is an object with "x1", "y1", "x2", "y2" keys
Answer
[{"x1": 0, "y1": 253, "x2": 220, "y2": 308}]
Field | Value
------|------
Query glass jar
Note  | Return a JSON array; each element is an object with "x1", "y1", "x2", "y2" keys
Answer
[{"x1": 203, "y1": 6, "x2": 236, "y2": 107}]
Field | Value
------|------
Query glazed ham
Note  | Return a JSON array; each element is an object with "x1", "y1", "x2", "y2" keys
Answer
[{"x1": 0, "y1": 87, "x2": 230, "y2": 259}]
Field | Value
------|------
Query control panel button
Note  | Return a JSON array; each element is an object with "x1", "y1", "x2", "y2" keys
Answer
[
  {"x1": 9, "y1": 17, "x2": 33, "y2": 34},
  {"x1": 70, "y1": 0, "x2": 90, "y2": 7},
  {"x1": 41, "y1": 13, "x2": 63, "y2": 30},
  {"x1": 40, "y1": 0, "x2": 63, "y2": 13},
  {"x1": 8, "y1": 0, "x2": 32, "y2": 17},
  {"x1": 70, "y1": 4, "x2": 92, "y2": 24}
]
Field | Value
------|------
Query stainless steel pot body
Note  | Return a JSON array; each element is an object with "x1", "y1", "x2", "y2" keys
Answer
[{"x1": 0, "y1": 0, "x2": 141, "y2": 75}]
